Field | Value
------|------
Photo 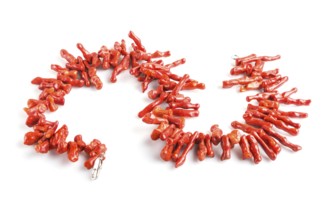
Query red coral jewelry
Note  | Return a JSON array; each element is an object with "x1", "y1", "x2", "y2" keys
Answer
[{"x1": 23, "y1": 31, "x2": 311, "y2": 180}]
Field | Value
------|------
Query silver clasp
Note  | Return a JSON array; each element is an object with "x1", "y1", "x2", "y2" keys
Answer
[
  {"x1": 91, "y1": 155, "x2": 104, "y2": 180},
  {"x1": 231, "y1": 55, "x2": 239, "y2": 66}
]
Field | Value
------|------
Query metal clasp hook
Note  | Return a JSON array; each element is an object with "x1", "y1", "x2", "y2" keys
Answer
[
  {"x1": 231, "y1": 55, "x2": 239, "y2": 66},
  {"x1": 91, "y1": 155, "x2": 104, "y2": 180}
]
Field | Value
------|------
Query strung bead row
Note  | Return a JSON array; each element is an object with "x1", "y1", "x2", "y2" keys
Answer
[{"x1": 139, "y1": 55, "x2": 311, "y2": 166}]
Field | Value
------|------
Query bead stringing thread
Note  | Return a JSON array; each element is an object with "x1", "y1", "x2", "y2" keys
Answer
[{"x1": 23, "y1": 31, "x2": 311, "y2": 179}]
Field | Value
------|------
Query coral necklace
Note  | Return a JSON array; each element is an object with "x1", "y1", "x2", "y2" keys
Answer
[{"x1": 23, "y1": 31, "x2": 311, "y2": 180}]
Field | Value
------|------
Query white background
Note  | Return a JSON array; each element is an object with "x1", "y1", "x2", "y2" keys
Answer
[{"x1": 1, "y1": 0, "x2": 329, "y2": 219}]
